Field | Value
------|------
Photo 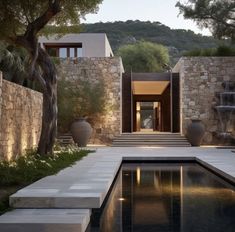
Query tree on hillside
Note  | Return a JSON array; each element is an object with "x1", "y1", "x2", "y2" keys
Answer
[
  {"x1": 176, "y1": 0, "x2": 235, "y2": 41},
  {"x1": 117, "y1": 41, "x2": 169, "y2": 72},
  {"x1": 0, "y1": 0, "x2": 102, "y2": 156}
]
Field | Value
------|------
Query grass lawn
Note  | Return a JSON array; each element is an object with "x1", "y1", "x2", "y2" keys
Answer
[{"x1": 0, "y1": 147, "x2": 90, "y2": 215}]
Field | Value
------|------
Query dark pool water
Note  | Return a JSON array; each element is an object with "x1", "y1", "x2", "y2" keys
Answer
[{"x1": 87, "y1": 163, "x2": 235, "y2": 232}]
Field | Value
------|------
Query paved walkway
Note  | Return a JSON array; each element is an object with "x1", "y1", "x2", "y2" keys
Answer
[{"x1": 0, "y1": 147, "x2": 235, "y2": 232}]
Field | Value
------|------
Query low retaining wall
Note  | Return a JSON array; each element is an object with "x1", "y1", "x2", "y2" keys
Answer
[
  {"x1": 0, "y1": 72, "x2": 43, "y2": 160},
  {"x1": 173, "y1": 57, "x2": 235, "y2": 145}
]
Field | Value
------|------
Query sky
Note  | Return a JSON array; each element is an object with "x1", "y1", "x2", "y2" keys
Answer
[{"x1": 81, "y1": 0, "x2": 211, "y2": 36}]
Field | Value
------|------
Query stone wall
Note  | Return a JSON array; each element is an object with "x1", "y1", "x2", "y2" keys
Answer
[
  {"x1": 57, "y1": 57, "x2": 123, "y2": 144},
  {"x1": 0, "y1": 72, "x2": 43, "y2": 160},
  {"x1": 173, "y1": 57, "x2": 235, "y2": 144}
]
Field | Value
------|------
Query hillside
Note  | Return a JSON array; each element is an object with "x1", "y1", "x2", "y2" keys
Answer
[{"x1": 81, "y1": 20, "x2": 221, "y2": 64}]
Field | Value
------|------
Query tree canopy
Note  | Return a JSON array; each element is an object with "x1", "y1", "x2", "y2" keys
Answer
[
  {"x1": 0, "y1": 0, "x2": 101, "y2": 40},
  {"x1": 0, "y1": 0, "x2": 103, "y2": 155},
  {"x1": 176, "y1": 0, "x2": 235, "y2": 41},
  {"x1": 117, "y1": 41, "x2": 169, "y2": 73}
]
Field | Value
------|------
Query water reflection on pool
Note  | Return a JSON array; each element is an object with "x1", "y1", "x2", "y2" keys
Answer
[{"x1": 87, "y1": 163, "x2": 235, "y2": 232}]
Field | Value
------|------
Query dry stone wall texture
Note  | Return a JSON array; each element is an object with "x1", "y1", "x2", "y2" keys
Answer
[
  {"x1": 0, "y1": 73, "x2": 43, "y2": 160},
  {"x1": 174, "y1": 57, "x2": 235, "y2": 144},
  {"x1": 57, "y1": 57, "x2": 123, "y2": 144}
]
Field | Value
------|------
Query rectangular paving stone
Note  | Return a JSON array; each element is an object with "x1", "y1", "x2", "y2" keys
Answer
[{"x1": 0, "y1": 209, "x2": 90, "y2": 232}]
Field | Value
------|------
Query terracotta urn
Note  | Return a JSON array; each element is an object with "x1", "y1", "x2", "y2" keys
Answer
[
  {"x1": 186, "y1": 119, "x2": 205, "y2": 146},
  {"x1": 70, "y1": 118, "x2": 93, "y2": 147}
]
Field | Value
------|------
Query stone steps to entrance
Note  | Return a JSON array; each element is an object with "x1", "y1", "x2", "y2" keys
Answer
[{"x1": 112, "y1": 133, "x2": 191, "y2": 147}]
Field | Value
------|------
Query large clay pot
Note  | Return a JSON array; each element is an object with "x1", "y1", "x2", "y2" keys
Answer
[
  {"x1": 70, "y1": 118, "x2": 93, "y2": 147},
  {"x1": 186, "y1": 119, "x2": 205, "y2": 146}
]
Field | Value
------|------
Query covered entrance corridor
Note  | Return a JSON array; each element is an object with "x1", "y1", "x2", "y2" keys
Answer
[{"x1": 122, "y1": 72, "x2": 180, "y2": 133}]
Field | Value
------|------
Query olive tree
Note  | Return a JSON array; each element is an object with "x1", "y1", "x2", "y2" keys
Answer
[
  {"x1": 176, "y1": 0, "x2": 235, "y2": 41},
  {"x1": 117, "y1": 41, "x2": 169, "y2": 72},
  {"x1": 0, "y1": 0, "x2": 102, "y2": 155}
]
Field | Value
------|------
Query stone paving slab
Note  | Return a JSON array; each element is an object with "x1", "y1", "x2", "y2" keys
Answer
[
  {"x1": 9, "y1": 147, "x2": 235, "y2": 209},
  {"x1": 0, "y1": 209, "x2": 90, "y2": 232},
  {"x1": 10, "y1": 154, "x2": 122, "y2": 209},
  {"x1": 1, "y1": 147, "x2": 235, "y2": 232}
]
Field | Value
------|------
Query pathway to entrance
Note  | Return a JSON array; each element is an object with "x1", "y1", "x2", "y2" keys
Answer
[{"x1": 0, "y1": 147, "x2": 235, "y2": 232}]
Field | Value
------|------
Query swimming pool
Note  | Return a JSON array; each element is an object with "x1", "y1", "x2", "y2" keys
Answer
[{"x1": 87, "y1": 163, "x2": 235, "y2": 232}]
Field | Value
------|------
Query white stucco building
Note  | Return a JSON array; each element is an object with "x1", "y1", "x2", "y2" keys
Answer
[{"x1": 39, "y1": 33, "x2": 114, "y2": 58}]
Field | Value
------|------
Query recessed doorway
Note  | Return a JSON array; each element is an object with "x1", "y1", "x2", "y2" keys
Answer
[
  {"x1": 122, "y1": 72, "x2": 180, "y2": 133},
  {"x1": 136, "y1": 102, "x2": 161, "y2": 132}
]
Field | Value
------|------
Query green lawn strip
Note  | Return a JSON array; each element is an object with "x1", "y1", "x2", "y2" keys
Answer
[{"x1": 0, "y1": 148, "x2": 91, "y2": 215}]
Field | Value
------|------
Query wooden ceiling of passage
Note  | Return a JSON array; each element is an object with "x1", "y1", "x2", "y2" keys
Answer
[{"x1": 132, "y1": 81, "x2": 170, "y2": 95}]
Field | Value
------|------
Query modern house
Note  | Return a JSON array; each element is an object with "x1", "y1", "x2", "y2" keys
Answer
[
  {"x1": 40, "y1": 33, "x2": 235, "y2": 146},
  {"x1": 39, "y1": 33, "x2": 114, "y2": 58},
  {"x1": 0, "y1": 33, "x2": 235, "y2": 160}
]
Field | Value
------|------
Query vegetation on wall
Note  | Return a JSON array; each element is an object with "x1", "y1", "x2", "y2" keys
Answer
[
  {"x1": 117, "y1": 41, "x2": 169, "y2": 72},
  {"x1": 57, "y1": 78, "x2": 106, "y2": 133},
  {"x1": 184, "y1": 45, "x2": 235, "y2": 57}
]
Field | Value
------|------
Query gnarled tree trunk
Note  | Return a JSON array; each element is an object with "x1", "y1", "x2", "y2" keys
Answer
[
  {"x1": 16, "y1": 39, "x2": 58, "y2": 156},
  {"x1": 12, "y1": 0, "x2": 61, "y2": 156},
  {"x1": 37, "y1": 48, "x2": 57, "y2": 155}
]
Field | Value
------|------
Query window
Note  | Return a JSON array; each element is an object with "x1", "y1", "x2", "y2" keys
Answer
[
  {"x1": 69, "y1": 48, "x2": 75, "y2": 58},
  {"x1": 59, "y1": 48, "x2": 67, "y2": 58},
  {"x1": 77, "y1": 47, "x2": 82, "y2": 57},
  {"x1": 44, "y1": 43, "x2": 82, "y2": 58}
]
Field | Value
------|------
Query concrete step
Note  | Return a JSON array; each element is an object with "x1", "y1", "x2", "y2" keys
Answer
[
  {"x1": 115, "y1": 136, "x2": 186, "y2": 139},
  {"x1": 57, "y1": 134, "x2": 74, "y2": 145},
  {"x1": 113, "y1": 142, "x2": 190, "y2": 144},
  {"x1": 116, "y1": 134, "x2": 182, "y2": 136},
  {"x1": 114, "y1": 138, "x2": 188, "y2": 140},
  {"x1": 112, "y1": 143, "x2": 190, "y2": 146},
  {"x1": 112, "y1": 133, "x2": 191, "y2": 147},
  {"x1": 112, "y1": 145, "x2": 191, "y2": 147},
  {"x1": 120, "y1": 132, "x2": 181, "y2": 135},
  {"x1": 0, "y1": 209, "x2": 90, "y2": 232},
  {"x1": 113, "y1": 138, "x2": 189, "y2": 141}
]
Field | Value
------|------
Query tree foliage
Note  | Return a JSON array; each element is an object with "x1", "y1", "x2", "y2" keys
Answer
[
  {"x1": 0, "y1": 0, "x2": 102, "y2": 156},
  {"x1": 117, "y1": 41, "x2": 169, "y2": 72},
  {"x1": 183, "y1": 45, "x2": 235, "y2": 56},
  {"x1": 0, "y1": 0, "x2": 101, "y2": 39},
  {"x1": 0, "y1": 42, "x2": 38, "y2": 88},
  {"x1": 176, "y1": 0, "x2": 235, "y2": 41}
]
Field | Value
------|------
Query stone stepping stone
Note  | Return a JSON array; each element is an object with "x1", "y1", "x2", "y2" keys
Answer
[{"x1": 0, "y1": 209, "x2": 90, "y2": 232}]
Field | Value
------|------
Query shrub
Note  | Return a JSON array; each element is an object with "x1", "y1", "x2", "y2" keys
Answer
[
  {"x1": 184, "y1": 45, "x2": 235, "y2": 57},
  {"x1": 57, "y1": 77, "x2": 106, "y2": 133},
  {"x1": 117, "y1": 41, "x2": 169, "y2": 72},
  {"x1": 0, "y1": 147, "x2": 89, "y2": 186}
]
